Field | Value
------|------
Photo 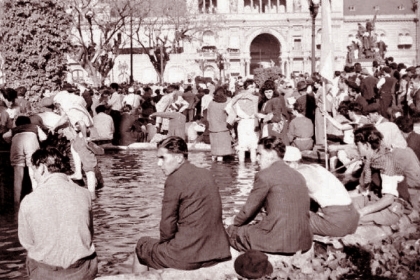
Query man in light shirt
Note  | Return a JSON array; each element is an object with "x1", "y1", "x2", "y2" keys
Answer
[{"x1": 91, "y1": 105, "x2": 114, "y2": 141}]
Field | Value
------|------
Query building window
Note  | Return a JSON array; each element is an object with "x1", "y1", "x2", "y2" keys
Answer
[
  {"x1": 398, "y1": 32, "x2": 413, "y2": 49},
  {"x1": 349, "y1": 6, "x2": 355, "y2": 11},
  {"x1": 398, "y1": 5, "x2": 405, "y2": 10},
  {"x1": 373, "y1": 6, "x2": 380, "y2": 11},
  {"x1": 202, "y1": 30, "x2": 216, "y2": 47},
  {"x1": 293, "y1": 38, "x2": 302, "y2": 51},
  {"x1": 199, "y1": 0, "x2": 217, "y2": 14}
]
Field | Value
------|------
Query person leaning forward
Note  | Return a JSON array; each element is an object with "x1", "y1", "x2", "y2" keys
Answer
[{"x1": 133, "y1": 136, "x2": 231, "y2": 272}]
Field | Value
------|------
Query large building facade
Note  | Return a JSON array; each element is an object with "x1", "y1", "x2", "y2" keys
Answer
[{"x1": 71, "y1": 0, "x2": 420, "y2": 84}]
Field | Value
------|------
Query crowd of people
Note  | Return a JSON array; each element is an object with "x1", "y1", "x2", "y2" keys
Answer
[{"x1": 2, "y1": 56, "x2": 420, "y2": 278}]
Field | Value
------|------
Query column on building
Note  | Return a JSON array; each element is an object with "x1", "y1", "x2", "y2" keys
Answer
[
  {"x1": 245, "y1": 58, "x2": 251, "y2": 77},
  {"x1": 217, "y1": 0, "x2": 230, "y2": 13},
  {"x1": 186, "y1": 0, "x2": 199, "y2": 13},
  {"x1": 286, "y1": 0, "x2": 293, "y2": 13}
]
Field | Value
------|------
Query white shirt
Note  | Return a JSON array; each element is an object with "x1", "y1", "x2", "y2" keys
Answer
[
  {"x1": 108, "y1": 91, "x2": 123, "y2": 111},
  {"x1": 123, "y1": 94, "x2": 141, "y2": 109},
  {"x1": 92, "y1": 112, "x2": 114, "y2": 140},
  {"x1": 297, "y1": 164, "x2": 352, "y2": 208}
]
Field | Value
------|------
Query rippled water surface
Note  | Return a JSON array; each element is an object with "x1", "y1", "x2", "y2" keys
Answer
[{"x1": 0, "y1": 150, "x2": 258, "y2": 279}]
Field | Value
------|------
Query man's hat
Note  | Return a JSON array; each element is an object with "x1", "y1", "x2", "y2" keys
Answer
[
  {"x1": 234, "y1": 250, "x2": 273, "y2": 279},
  {"x1": 296, "y1": 80, "x2": 307, "y2": 91},
  {"x1": 128, "y1": 87, "x2": 135, "y2": 93}
]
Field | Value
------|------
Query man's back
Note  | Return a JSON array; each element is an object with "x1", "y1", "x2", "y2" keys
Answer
[
  {"x1": 160, "y1": 162, "x2": 230, "y2": 263},
  {"x1": 18, "y1": 173, "x2": 94, "y2": 269}
]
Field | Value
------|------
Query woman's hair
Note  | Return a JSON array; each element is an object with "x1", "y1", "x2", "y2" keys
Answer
[
  {"x1": 353, "y1": 124, "x2": 383, "y2": 150},
  {"x1": 348, "y1": 102, "x2": 364, "y2": 115},
  {"x1": 394, "y1": 116, "x2": 413, "y2": 133},
  {"x1": 157, "y1": 136, "x2": 188, "y2": 159},
  {"x1": 258, "y1": 136, "x2": 286, "y2": 159},
  {"x1": 31, "y1": 148, "x2": 71, "y2": 174},
  {"x1": 1, "y1": 87, "x2": 17, "y2": 102},
  {"x1": 15, "y1": 116, "x2": 31, "y2": 126},
  {"x1": 213, "y1": 87, "x2": 227, "y2": 103},
  {"x1": 337, "y1": 101, "x2": 350, "y2": 116},
  {"x1": 243, "y1": 79, "x2": 255, "y2": 90},
  {"x1": 293, "y1": 102, "x2": 305, "y2": 114},
  {"x1": 259, "y1": 80, "x2": 280, "y2": 97}
]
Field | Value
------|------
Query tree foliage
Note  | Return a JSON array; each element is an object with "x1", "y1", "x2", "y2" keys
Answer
[
  {"x1": 130, "y1": 0, "x2": 225, "y2": 84},
  {"x1": 0, "y1": 0, "x2": 72, "y2": 100},
  {"x1": 253, "y1": 66, "x2": 283, "y2": 87},
  {"x1": 68, "y1": 0, "x2": 135, "y2": 86}
]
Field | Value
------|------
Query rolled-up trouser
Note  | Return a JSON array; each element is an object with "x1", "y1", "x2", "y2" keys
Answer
[
  {"x1": 352, "y1": 194, "x2": 405, "y2": 226},
  {"x1": 310, "y1": 204, "x2": 360, "y2": 237},
  {"x1": 26, "y1": 252, "x2": 98, "y2": 280}
]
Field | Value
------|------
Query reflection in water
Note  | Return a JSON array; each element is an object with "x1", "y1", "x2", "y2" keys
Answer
[{"x1": 0, "y1": 150, "x2": 258, "y2": 279}]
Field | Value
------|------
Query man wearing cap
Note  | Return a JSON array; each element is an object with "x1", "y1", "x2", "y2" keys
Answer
[
  {"x1": 133, "y1": 136, "x2": 231, "y2": 272},
  {"x1": 284, "y1": 146, "x2": 359, "y2": 237},
  {"x1": 376, "y1": 66, "x2": 397, "y2": 118},
  {"x1": 293, "y1": 80, "x2": 316, "y2": 124}
]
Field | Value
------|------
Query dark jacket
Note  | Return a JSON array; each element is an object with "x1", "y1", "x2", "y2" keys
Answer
[
  {"x1": 158, "y1": 162, "x2": 231, "y2": 263},
  {"x1": 360, "y1": 75, "x2": 378, "y2": 101},
  {"x1": 233, "y1": 160, "x2": 313, "y2": 253}
]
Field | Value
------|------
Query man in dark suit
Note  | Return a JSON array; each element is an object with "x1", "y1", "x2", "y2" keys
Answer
[
  {"x1": 359, "y1": 68, "x2": 378, "y2": 104},
  {"x1": 224, "y1": 137, "x2": 312, "y2": 254},
  {"x1": 133, "y1": 136, "x2": 231, "y2": 272}
]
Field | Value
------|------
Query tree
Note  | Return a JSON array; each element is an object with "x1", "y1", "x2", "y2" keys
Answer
[
  {"x1": 68, "y1": 0, "x2": 138, "y2": 86},
  {"x1": 130, "y1": 0, "x2": 225, "y2": 84},
  {"x1": 0, "y1": 0, "x2": 72, "y2": 99},
  {"x1": 253, "y1": 66, "x2": 283, "y2": 87}
]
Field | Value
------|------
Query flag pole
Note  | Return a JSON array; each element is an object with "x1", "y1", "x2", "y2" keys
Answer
[
  {"x1": 319, "y1": 0, "x2": 334, "y2": 170},
  {"x1": 322, "y1": 79, "x2": 329, "y2": 170}
]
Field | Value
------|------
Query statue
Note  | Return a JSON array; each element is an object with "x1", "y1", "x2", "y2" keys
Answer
[{"x1": 351, "y1": 12, "x2": 379, "y2": 60}]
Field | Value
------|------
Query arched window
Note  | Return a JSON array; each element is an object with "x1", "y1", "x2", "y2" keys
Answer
[{"x1": 202, "y1": 30, "x2": 216, "y2": 47}]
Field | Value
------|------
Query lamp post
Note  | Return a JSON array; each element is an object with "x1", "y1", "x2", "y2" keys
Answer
[
  {"x1": 309, "y1": 0, "x2": 320, "y2": 74},
  {"x1": 216, "y1": 52, "x2": 225, "y2": 83},
  {"x1": 130, "y1": 13, "x2": 133, "y2": 84}
]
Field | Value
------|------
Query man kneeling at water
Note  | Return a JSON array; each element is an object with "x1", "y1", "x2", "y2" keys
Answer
[
  {"x1": 284, "y1": 146, "x2": 359, "y2": 237},
  {"x1": 133, "y1": 136, "x2": 231, "y2": 272}
]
